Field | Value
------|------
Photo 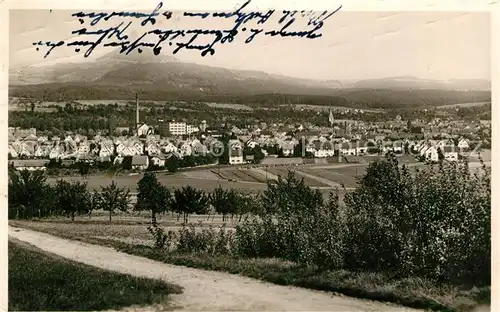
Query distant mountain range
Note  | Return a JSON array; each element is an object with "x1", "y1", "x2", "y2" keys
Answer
[{"x1": 9, "y1": 50, "x2": 490, "y2": 95}]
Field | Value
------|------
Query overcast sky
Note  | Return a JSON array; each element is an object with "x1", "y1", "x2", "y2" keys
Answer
[{"x1": 9, "y1": 10, "x2": 491, "y2": 81}]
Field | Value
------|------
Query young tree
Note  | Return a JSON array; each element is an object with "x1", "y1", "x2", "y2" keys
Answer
[
  {"x1": 209, "y1": 186, "x2": 240, "y2": 221},
  {"x1": 135, "y1": 172, "x2": 171, "y2": 223},
  {"x1": 88, "y1": 190, "x2": 100, "y2": 219},
  {"x1": 78, "y1": 161, "x2": 90, "y2": 179},
  {"x1": 8, "y1": 170, "x2": 54, "y2": 219},
  {"x1": 54, "y1": 180, "x2": 91, "y2": 221},
  {"x1": 171, "y1": 186, "x2": 209, "y2": 223},
  {"x1": 95, "y1": 181, "x2": 131, "y2": 223},
  {"x1": 122, "y1": 156, "x2": 133, "y2": 170},
  {"x1": 262, "y1": 170, "x2": 323, "y2": 215}
]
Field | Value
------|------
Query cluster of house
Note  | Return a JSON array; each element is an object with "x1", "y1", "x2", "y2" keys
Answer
[
  {"x1": 410, "y1": 139, "x2": 470, "y2": 162},
  {"x1": 7, "y1": 122, "x2": 475, "y2": 171}
]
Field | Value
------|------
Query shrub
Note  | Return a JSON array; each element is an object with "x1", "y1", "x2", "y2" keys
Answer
[
  {"x1": 54, "y1": 180, "x2": 91, "y2": 221},
  {"x1": 343, "y1": 153, "x2": 490, "y2": 286},
  {"x1": 170, "y1": 186, "x2": 209, "y2": 223},
  {"x1": 232, "y1": 156, "x2": 490, "y2": 286},
  {"x1": 147, "y1": 220, "x2": 177, "y2": 250},
  {"x1": 177, "y1": 223, "x2": 234, "y2": 255},
  {"x1": 234, "y1": 171, "x2": 345, "y2": 268},
  {"x1": 8, "y1": 170, "x2": 55, "y2": 219}
]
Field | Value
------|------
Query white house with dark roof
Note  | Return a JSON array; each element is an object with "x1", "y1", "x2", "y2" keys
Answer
[
  {"x1": 137, "y1": 124, "x2": 150, "y2": 137},
  {"x1": 229, "y1": 148, "x2": 244, "y2": 165},
  {"x1": 99, "y1": 142, "x2": 114, "y2": 158},
  {"x1": 178, "y1": 141, "x2": 192, "y2": 157},
  {"x1": 8, "y1": 145, "x2": 18, "y2": 158},
  {"x1": 151, "y1": 154, "x2": 166, "y2": 167},
  {"x1": 161, "y1": 142, "x2": 177, "y2": 154},
  {"x1": 442, "y1": 146, "x2": 458, "y2": 162},
  {"x1": 280, "y1": 142, "x2": 294, "y2": 157},
  {"x1": 312, "y1": 141, "x2": 335, "y2": 158},
  {"x1": 425, "y1": 146, "x2": 439, "y2": 162},
  {"x1": 339, "y1": 142, "x2": 357, "y2": 156},
  {"x1": 457, "y1": 138, "x2": 470, "y2": 150},
  {"x1": 146, "y1": 142, "x2": 161, "y2": 156}
]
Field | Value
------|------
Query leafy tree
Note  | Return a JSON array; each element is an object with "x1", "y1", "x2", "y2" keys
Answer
[
  {"x1": 236, "y1": 192, "x2": 260, "y2": 221},
  {"x1": 122, "y1": 156, "x2": 133, "y2": 170},
  {"x1": 252, "y1": 147, "x2": 265, "y2": 163},
  {"x1": 209, "y1": 186, "x2": 240, "y2": 221},
  {"x1": 293, "y1": 140, "x2": 305, "y2": 157},
  {"x1": 261, "y1": 170, "x2": 323, "y2": 215},
  {"x1": 95, "y1": 181, "x2": 131, "y2": 223},
  {"x1": 8, "y1": 170, "x2": 54, "y2": 219},
  {"x1": 54, "y1": 180, "x2": 91, "y2": 221},
  {"x1": 165, "y1": 156, "x2": 180, "y2": 173},
  {"x1": 78, "y1": 161, "x2": 90, "y2": 178},
  {"x1": 171, "y1": 186, "x2": 209, "y2": 223},
  {"x1": 343, "y1": 154, "x2": 490, "y2": 285},
  {"x1": 135, "y1": 172, "x2": 171, "y2": 223},
  {"x1": 243, "y1": 146, "x2": 265, "y2": 164}
]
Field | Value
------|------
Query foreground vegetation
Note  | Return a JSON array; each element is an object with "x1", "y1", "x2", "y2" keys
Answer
[
  {"x1": 9, "y1": 154, "x2": 491, "y2": 311},
  {"x1": 8, "y1": 240, "x2": 182, "y2": 311},
  {"x1": 8, "y1": 223, "x2": 490, "y2": 312}
]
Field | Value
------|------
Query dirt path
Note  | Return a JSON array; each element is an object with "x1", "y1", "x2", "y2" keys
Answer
[{"x1": 9, "y1": 226, "x2": 420, "y2": 312}]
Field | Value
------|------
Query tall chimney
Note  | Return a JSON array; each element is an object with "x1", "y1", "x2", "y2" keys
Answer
[{"x1": 135, "y1": 92, "x2": 140, "y2": 126}]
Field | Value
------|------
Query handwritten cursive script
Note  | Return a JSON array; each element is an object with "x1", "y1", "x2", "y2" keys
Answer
[{"x1": 33, "y1": 1, "x2": 342, "y2": 58}]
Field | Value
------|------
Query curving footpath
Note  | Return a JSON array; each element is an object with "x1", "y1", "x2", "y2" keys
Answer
[{"x1": 9, "y1": 226, "x2": 420, "y2": 312}]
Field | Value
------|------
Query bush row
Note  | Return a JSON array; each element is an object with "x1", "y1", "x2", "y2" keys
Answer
[{"x1": 149, "y1": 154, "x2": 490, "y2": 287}]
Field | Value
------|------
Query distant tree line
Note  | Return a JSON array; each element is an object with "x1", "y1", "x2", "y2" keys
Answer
[{"x1": 10, "y1": 84, "x2": 491, "y2": 110}]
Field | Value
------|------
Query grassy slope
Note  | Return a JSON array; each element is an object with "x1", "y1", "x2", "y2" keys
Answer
[
  {"x1": 8, "y1": 239, "x2": 182, "y2": 311},
  {"x1": 11, "y1": 221, "x2": 490, "y2": 312}
]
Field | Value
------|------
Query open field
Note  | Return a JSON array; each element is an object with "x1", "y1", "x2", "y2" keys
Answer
[
  {"x1": 436, "y1": 101, "x2": 490, "y2": 109},
  {"x1": 46, "y1": 154, "x2": 490, "y2": 203},
  {"x1": 204, "y1": 102, "x2": 253, "y2": 110},
  {"x1": 264, "y1": 167, "x2": 330, "y2": 187},
  {"x1": 9, "y1": 106, "x2": 58, "y2": 112},
  {"x1": 285, "y1": 104, "x2": 382, "y2": 113},
  {"x1": 47, "y1": 172, "x2": 269, "y2": 194},
  {"x1": 217, "y1": 168, "x2": 269, "y2": 183},
  {"x1": 8, "y1": 238, "x2": 182, "y2": 311},
  {"x1": 300, "y1": 168, "x2": 362, "y2": 188}
]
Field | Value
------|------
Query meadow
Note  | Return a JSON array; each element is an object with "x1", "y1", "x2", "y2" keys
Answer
[{"x1": 8, "y1": 239, "x2": 182, "y2": 311}]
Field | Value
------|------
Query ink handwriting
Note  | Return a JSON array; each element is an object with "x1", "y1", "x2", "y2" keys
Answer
[{"x1": 33, "y1": 1, "x2": 342, "y2": 58}]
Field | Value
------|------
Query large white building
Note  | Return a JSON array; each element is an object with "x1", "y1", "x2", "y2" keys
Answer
[
  {"x1": 166, "y1": 121, "x2": 199, "y2": 136},
  {"x1": 168, "y1": 121, "x2": 187, "y2": 136}
]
